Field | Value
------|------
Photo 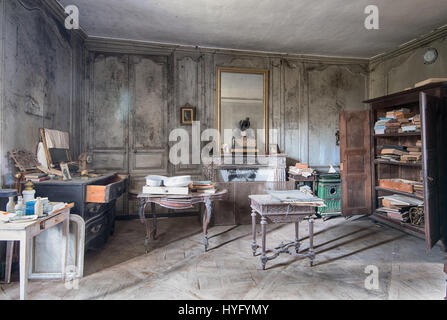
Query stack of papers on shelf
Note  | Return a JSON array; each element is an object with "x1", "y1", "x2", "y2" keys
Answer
[
  {"x1": 377, "y1": 194, "x2": 424, "y2": 222},
  {"x1": 374, "y1": 108, "x2": 421, "y2": 135}
]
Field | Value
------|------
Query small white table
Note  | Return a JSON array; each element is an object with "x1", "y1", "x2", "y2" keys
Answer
[{"x1": 0, "y1": 205, "x2": 71, "y2": 300}]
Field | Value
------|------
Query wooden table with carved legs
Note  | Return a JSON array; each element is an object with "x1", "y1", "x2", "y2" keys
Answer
[
  {"x1": 249, "y1": 195, "x2": 316, "y2": 270},
  {"x1": 137, "y1": 190, "x2": 227, "y2": 253}
]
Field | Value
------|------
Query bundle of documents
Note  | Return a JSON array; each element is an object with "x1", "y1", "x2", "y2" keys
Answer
[
  {"x1": 377, "y1": 194, "x2": 423, "y2": 222},
  {"x1": 374, "y1": 108, "x2": 420, "y2": 134},
  {"x1": 269, "y1": 190, "x2": 325, "y2": 207},
  {"x1": 24, "y1": 173, "x2": 50, "y2": 182},
  {"x1": 377, "y1": 144, "x2": 422, "y2": 163},
  {"x1": 289, "y1": 163, "x2": 315, "y2": 178},
  {"x1": 189, "y1": 181, "x2": 216, "y2": 194}
]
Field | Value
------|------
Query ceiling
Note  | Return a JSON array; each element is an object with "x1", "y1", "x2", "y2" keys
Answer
[{"x1": 58, "y1": 0, "x2": 447, "y2": 58}]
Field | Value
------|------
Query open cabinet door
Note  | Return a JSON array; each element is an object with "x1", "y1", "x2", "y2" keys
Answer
[
  {"x1": 340, "y1": 110, "x2": 372, "y2": 216},
  {"x1": 421, "y1": 92, "x2": 447, "y2": 250}
]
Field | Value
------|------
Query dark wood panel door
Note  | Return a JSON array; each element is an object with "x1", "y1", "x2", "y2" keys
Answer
[
  {"x1": 340, "y1": 110, "x2": 372, "y2": 216},
  {"x1": 421, "y1": 92, "x2": 447, "y2": 250}
]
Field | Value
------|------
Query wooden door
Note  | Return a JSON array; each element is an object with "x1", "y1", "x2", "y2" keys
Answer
[
  {"x1": 340, "y1": 110, "x2": 372, "y2": 216},
  {"x1": 421, "y1": 92, "x2": 447, "y2": 250}
]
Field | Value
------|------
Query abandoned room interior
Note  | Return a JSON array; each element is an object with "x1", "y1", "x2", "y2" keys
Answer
[{"x1": 0, "y1": 0, "x2": 446, "y2": 302}]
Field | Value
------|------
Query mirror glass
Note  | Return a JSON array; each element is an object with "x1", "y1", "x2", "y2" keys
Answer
[{"x1": 217, "y1": 68, "x2": 268, "y2": 154}]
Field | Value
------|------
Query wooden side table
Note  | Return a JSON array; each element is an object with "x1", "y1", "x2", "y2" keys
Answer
[
  {"x1": 137, "y1": 190, "x2": 228, "y2": 252},
  {"x1": 0, "y1": 205, "x2": 71, "y2": 300},
  {"x1": 249, "y1": 195, "x2": 316, "y2": 270}
]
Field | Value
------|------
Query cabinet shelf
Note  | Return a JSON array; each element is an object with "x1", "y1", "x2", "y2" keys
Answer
[
  {"x1": 375, "y1": 186, "x2": 424, "y2": 200},
  {"x1": 374, "y1": 159, "x2": 422, "y2": 167},
  {"x1": 372, "y1": 211, "x2": 425, "y2": 236},
  {"x1": 374, "y1": 132, "x2": 421, "y2": 138}
]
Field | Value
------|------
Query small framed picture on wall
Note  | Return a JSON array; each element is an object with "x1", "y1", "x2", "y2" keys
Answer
[{"x1": 181, "y1": 105, "x2": 196, "y2": 125}]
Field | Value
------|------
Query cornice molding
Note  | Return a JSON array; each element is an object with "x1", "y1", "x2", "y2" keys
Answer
[
  {"x1": 369, "y1": 24, "x2": 447, "y2": 66},
  {"x1": 46, "y1": 0, "x2": 88, "y2": 41},
  {"x1": 85, "y1": 36, "x2": 370, "y2": 65}
]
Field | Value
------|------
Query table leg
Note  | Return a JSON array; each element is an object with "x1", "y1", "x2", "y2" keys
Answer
[
  {"x1": 261, "y1": 216, "x2": 267, "y2": 270},
  {"x1": 19, "y1": 234, "x2": 30, "y2": 300},
  {"x1": 138, "y1": 198, "x2": 151, "y2": 254},
  {"x1": 444, "y1": 261, "x2": 446, "y2": 300},
  {"x1": 5, "y1": 241, "x2": 14, "y2": 283},
  {"x1": 294, "y1": 222, "x2": 300, "y2": 253},
  {"x1": 309, "y1": 216, "x2": 315, "y2": 267},
  {"x1": 61, "y1": 214, "x2": 69, "y2": 281},
  {"x1": 151, "y1": 203, "x2": 158, "y2": 240},
  {"x1": 202, "y1": 198, "x2": 212, "y2": 252},
  {"x1": 251, "y1": 210, "x2": 258, "y2": 256}
]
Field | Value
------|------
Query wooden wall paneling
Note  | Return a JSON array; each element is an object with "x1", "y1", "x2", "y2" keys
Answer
[
  {"x1": 88, "y1": 53, "x2": 130, "y2": 216},
  {"x1": 283, "y1": 60, "x2": 301, "y2": 165},
  {"x1": 172, "y1": 53, "x2": 203, "y2": 177},
  {"x1": 129, "y1": 55, "x2": 169, "y2": 175},
  {"x1": 89, "y1": 53, "x2": 130, "y2": 172}
]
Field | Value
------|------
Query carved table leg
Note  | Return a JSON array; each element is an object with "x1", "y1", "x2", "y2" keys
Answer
[
  {"x1": 261, "y1": 216, "x2": 268, "y2": 270},
  {"x1": 202, "y1": 198, "x2": 212, "y2": 252},
  {"x1": 294, "y1": 222, "x2": 300, "y2": 253},
  {"x1": 151, "y1": 202, "x2": 158, "y2": 240},
  {"x1": 251, "y1": 210, "x2": 258, "y2": 256},
  {"x1": 309, "y1": 216, "x2": 315, "y2": 267},
  {"x1": 138, "y1": 198, "x2": 151, "y2": 254}
]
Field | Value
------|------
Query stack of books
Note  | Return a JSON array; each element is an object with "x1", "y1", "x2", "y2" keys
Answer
[
  {"x1": 376, "y1": 194, "x2": 424, "y2": 222},
  {"x1": 413, "y1": 183, "x2": 424, "y2": 197},
  {"x1": 189, "y1": 182, "x2": 216, "y2": 194},
  {"x1": 24, "y1": 173, "x2": 50, "y2": 182},
  {"x1": 374, "y1": 108, "x2": 421, "y2": 135},
  {"x1": 400, "y1": 114, "x2": 421, "y2": 133},
  {"x1": 374, "y1": 118, "x2": 391, "y2": 135},
  {"x1": 289, "y1": 163, "x2": 315, "y2": 178},
  {"x1": 400, "y1": 144, "x2": 422, "y2": 163},
  {"x1": 377, "y1": 144, "x2": 423, "y2": 164},
  {"x1": 378, "y1": 145, "x2": 407, "y2": 162}
]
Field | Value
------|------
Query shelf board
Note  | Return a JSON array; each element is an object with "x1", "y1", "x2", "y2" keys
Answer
[
  {"x1": 374, "y1": 159, "x2": 422, "y2": 167},
  {"x1": 374, "y1": 132, "x2": 421, "y2": 138},
  {"x1": 375, "y1": 186, "x2": 424, "y2": 200},
  {"x1": 372, "y1": 212, "x2": 425, "y2": 236}
]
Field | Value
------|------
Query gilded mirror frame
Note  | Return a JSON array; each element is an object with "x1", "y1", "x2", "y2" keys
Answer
[{"x1": 216, "y1": 67, "x2": 269, "y2": 154}]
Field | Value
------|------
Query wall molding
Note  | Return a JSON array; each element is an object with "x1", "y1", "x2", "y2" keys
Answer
[
  {"x1": 85, "y1": 36, "x2": 370, "y2": 66},
  {"x1": 370, "y1": 24, "x2": 447, "y2": 66},
  {"x1": 45, "y1": 0, "x2": 88, "y2": 41},
  {"x1": 0, "y1": 0, "x2": 5, "y2": 186}
]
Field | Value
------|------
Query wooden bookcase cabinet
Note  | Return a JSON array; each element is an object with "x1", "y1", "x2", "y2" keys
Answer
[{"x1": 364, "y1": 83, "x2": 447, "y2": 251}]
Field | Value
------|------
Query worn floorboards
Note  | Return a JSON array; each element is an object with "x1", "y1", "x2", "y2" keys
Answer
[{"x1": 0, "y1": 215, "x2": 444, "y2": 300}]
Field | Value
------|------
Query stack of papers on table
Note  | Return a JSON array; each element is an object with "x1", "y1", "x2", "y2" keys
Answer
[{"x1": 269, "y1": 190, "x2": 326, "y2": 207}]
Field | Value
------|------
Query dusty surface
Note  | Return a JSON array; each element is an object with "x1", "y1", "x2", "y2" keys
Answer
[{"x1": 1, "y1": 215, "x2": 444, "y2": 300}]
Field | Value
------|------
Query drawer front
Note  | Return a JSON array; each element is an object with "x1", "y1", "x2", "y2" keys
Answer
[
  {"x1": 86, "y1": 175, "x2": 128, "y2": 203},
  {"x1": 84, "y1": 202, "x2": 114, "y2": 222},
  {"x1": 85, "y1": 215, "x2": 107, "y2": 246}
]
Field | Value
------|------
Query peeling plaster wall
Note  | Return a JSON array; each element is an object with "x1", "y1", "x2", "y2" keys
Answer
[
  {"x1": 0, "y1": 0, "x2": 85, "y2": 186},
  {"x1": 369, "y1": 35, "x2": 447, "y2": 98},
  {"x1": 84, "y1": 40, "x2": 369, "y2": 216}
]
